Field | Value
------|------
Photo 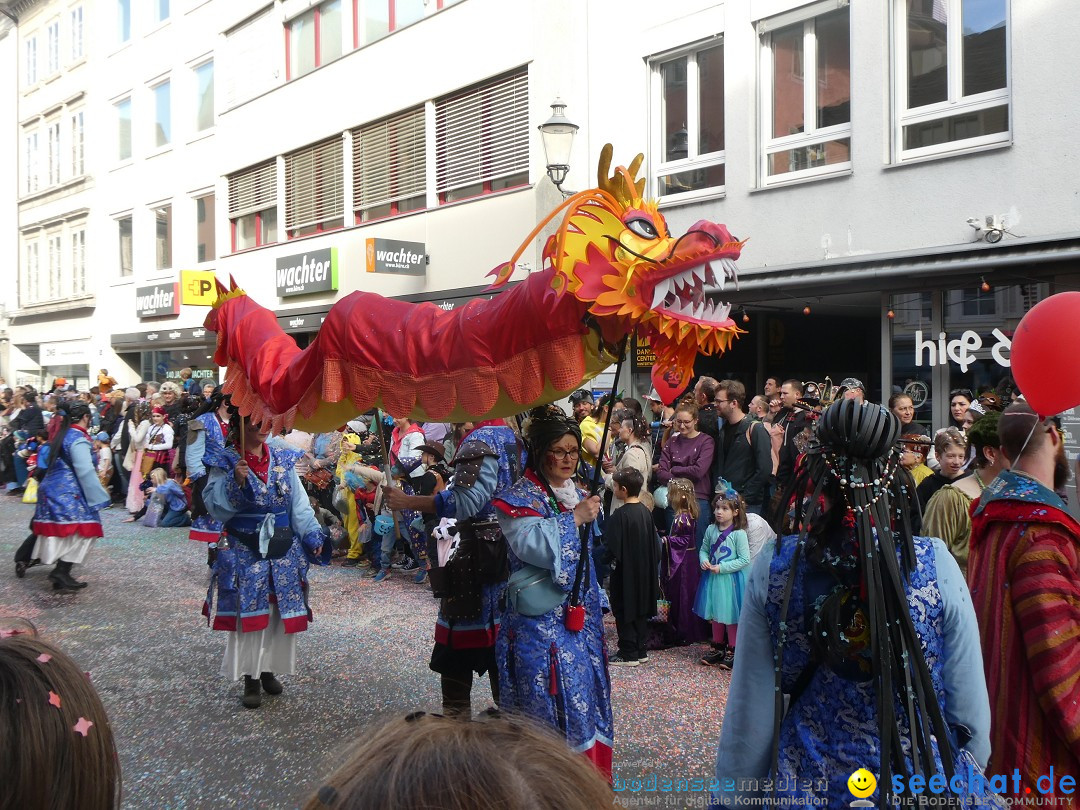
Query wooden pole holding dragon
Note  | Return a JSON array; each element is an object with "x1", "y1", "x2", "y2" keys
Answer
[{"x1": 203, "y1": 145, "x2": 747, "y2": 428}]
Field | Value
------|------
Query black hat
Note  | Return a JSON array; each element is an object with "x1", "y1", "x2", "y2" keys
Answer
[
  {"x1": 418, "y1": 443, "x2": 445, "y2": 461},
  {"x1": 568, "y1": 389, "x2": 594, "y2": 405}
]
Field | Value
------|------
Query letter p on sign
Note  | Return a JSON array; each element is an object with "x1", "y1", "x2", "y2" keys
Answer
[{"x1": 181, "y1": 270, "x2": 219, "y2": 306}]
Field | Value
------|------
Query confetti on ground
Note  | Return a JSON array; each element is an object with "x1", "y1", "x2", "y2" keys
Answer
[{"x1": 0, "y1": 496, "x2": 727, "y2": 807}]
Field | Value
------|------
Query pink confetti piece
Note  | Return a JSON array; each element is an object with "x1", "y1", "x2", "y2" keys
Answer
[
  {"x1": 73, "y1": 717, "x2": 94, "y2": 737},
  {"x1": 37, "y1": 654, "x2": 52, "y2": 663},
  {"x1": 48, "y1": 691, "x2": 61, "y2": 708}
]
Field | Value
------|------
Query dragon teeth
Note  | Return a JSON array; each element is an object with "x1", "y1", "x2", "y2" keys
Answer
[{"x1": 651, "y1": 279, "x2": 671, "y2": 310}]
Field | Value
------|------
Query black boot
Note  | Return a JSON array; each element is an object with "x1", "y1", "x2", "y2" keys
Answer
[
  {"x1": 48, "y1": 561, "x2": 87, "y2": 591},
  {"x1": 260, "y1": 672, "x2": 283, "y2": 695},
  {"x1": 242, "y1": 675, "x2": 262, "y2": 709},
  {"x1": 207, "y1": 546, "x2": 217, "y2": 567}
]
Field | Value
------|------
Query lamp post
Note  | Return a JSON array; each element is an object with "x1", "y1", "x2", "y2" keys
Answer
[{"x1": 538, "y1": 98, "x2": 578, "y2": 196}]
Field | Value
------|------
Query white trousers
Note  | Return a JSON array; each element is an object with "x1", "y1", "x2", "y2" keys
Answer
[{"x1": 220, "y1": 604, "x2": 297, "y2": 681}]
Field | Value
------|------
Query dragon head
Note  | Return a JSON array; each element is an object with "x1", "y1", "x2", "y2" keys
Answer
[{"x1": 490, "y1": 144, "x2": 745, "y2": 401}]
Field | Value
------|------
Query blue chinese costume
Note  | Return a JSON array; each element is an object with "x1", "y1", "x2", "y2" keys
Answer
[
  {"x1": 185, "y1": 408, "x2": 232, "y2": 544},
  {"x1": 203, "y1": 440, "x2": 326, "y2": 697},
  {"x1": 494, "y1": 469, "x2": 613, "y2": 780},
  {"x1": 429, "y1": 422, "x2": 522, "y2": 712},
  {"x1": 31, "y1": 420, "x2": 111, "y2": 589}
]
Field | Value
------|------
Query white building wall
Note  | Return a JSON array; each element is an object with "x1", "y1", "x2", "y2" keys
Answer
[{"x1": 5, "y1": 0, "x2": 1080, "y2": 388}]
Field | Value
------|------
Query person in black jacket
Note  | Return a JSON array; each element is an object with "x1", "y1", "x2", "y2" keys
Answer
[
  {"x1": 712, "y1": 380, "x2": 772, "y2": 516},
  {"x1": 772, "y1": 379, "x2": 810, "y2": 498}
]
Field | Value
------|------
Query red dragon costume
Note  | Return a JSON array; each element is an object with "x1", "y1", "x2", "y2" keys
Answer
[{"x1": 204, "y1": 146, "x2": 747, "y2": 430}]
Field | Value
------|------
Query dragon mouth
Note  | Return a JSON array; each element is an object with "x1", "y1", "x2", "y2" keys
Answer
[{"x1": 648, "y1": 257, "x2": 739, "y2": 326}]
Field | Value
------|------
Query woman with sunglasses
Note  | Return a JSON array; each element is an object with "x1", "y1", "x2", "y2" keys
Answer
[{"x1": 492, "y1": 406, "x2": 612, "y2": 779}]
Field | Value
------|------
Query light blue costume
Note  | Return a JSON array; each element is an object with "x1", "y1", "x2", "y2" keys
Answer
[
  {"x1": 714, "y1": 535, "x2": 991, "y2": 806},
  {"x1": 494, "y1": 470, "x2": 614, "y2": 778},
  {"x1": 693, "y1": 526, "x2": 749, "y2": 624},
  {"x1": 202, "y1": 444, "x2": 325, "y2": 635}
]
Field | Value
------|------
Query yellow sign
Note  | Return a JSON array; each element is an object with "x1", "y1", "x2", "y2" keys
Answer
[
  {"x1": 180, "y1": 270, "x2": 218, "y2": 306},
  {"x1": 634, "y1": 336, "x2": 657, "y2": 369}
]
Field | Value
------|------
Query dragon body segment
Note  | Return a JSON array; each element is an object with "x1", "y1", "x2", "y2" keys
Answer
[{"x1": 206, "y1": 146, "x2": 746, "y2": 433}]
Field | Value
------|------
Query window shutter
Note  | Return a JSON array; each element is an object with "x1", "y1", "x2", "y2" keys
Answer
[
  {"x1": 284, "y1": 137, "x2": 343, "y2": 231},
  {"x1": 227, "y1": 160, "x2": 277, "y2": 219},
  {"x1": 352, "y1": 106, "x2": 425, "y2": 211},
  {"x1": 436, "y1": 68, "x2": 528, "y2": 195}
]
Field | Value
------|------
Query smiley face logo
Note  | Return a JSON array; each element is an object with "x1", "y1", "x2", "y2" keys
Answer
[{"x1": 848, "y1": 768, "x2": 877, "y2": 799}]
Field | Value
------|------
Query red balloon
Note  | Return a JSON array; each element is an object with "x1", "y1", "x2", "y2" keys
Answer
[{"x1": 1010, "y1": 291, "x2": 1080, "y2": 416}]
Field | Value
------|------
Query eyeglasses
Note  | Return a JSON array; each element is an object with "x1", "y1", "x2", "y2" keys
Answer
[
  {"x1": 547, "y1": 448, "x2": 580, "y2": 460},
  {"x1": 674, "y1": 418, "x2": 695, "y2": 426},
  {"x1": 714, "y1": 398, "x2": 730, "y2": 404}
]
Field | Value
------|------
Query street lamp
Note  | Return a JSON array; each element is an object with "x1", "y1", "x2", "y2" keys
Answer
[{"x1": 538, "y1": 98, "x2": 578, "y2": 195}]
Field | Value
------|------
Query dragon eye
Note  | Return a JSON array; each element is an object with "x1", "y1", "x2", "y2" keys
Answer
[{"x1": 626, "y1": 218, "x2": 658, "y2": 240}]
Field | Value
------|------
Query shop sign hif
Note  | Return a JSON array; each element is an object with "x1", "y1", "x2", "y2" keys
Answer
[
  {"x1": 181, "y1": 270, "x2": 218, "y2": 306},
  {"x1": 276, "y1": 248, "x2": 339, "y2": 297},
  {"x1": 365, "y1": 238, "x2": 426, "y2": 275},
  {"x1": 914, "y1": 329, "x2": 1011, "y2": 373},
  {"x1": 136, "y1": 283, "x2": 181, "y2": 318}
]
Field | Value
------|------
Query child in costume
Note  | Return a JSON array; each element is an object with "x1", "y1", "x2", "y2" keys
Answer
[
  {"x1": 663, "y1": 478, "x2": 709, "y2": 644},
  {"x1": 695, "y1": 482, "x2": 750, "y2": 669},
  {"x1": 603, "y1": 467, "x2": 662, "y2": 666}
]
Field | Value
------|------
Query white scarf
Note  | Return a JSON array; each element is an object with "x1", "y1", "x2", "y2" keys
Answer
[{"x1": 550, "y1": 478, "x2": 581, "y2": 510}]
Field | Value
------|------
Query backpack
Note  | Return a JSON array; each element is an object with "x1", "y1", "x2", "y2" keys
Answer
[{"x1": 746, "y1": 420, "x2": 780, "y2": 477}]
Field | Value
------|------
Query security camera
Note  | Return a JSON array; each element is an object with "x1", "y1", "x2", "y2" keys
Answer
[{"x1": 984, "y1": 228, "x2": 1004, "y2": 244}]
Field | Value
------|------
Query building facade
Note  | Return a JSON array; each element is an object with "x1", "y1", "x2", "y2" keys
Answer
[{"x1": 3, "y1": 0, "x2": 1078, "y2": 443}]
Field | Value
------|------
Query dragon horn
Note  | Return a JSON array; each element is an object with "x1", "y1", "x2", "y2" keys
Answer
[
  {"x1": 597, "y1": 143, "x2": 614, "y2": 193},
  {"x1": 214, "y1": 278, "x2": 228, "y2": 296},
  {"x1": 626, "y1": 153, "x2": 646, "y2": 199}
]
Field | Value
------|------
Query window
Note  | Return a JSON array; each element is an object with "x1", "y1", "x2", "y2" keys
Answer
[
  {"x1": 154, "y1": 0, "x2": 169, "y2": 24},
  {"x1": 285, "y1": 138, "x2": 343, "y2": 237},
  {"x1": 71, "y1": 6, "x2": 84, "y2": 60},
  {"x1": 353, "y1": 107, "x2": 426, "y2": 222},
  {"x1": 152, "y1": 80, "x2": 171, "y2": 147},
  {"x1": 195, "y1": 194, "x2": 215, "y2": 262},
  {"x1": 46, "y1": 120, "x2": 61, "y2": 186},
  {"x1": 436, "y1": 68, "x2": 529, "y2": 203},
  {"x1": 48, "y1": 234, "x2": 62, "y2": 300},
  {"x1": 228, "y1": 160, "x2": 278, "y2": 250},
  {"x1": 71, "y1": 110, "x2": 84, "y2": 176},
  {"x1": 896, "y1": 0, "x2": 1009, "y2": 160},
  {"x1": 961, "y1": 287, "x2": 996, "y2": 317},
  {"x1": 651, "y1": 41, "x2": 725, "y2": 198},
  {"x1": 118, "y1": 215, "x2": 133, "y2": 276},
  {"x1": 116, "y1": 97, "x2": 132, "y2": 160},
  {"x1": 25, "y1": 36, "x2": 37, "y2": 84},
  {"x1": 23, "y1": 242, "x2": 40, "y2": 306},
  {"x1": 155, "y1": 205, "x2": 172, "y2": 271},
  {"x1": 355, "y1": 0, "x2": 426, "y2": 45},
  {"x1": 47, "y1": 20, "x2": 60, "y2": 74},
  {"x1": 72, "y1": 228, "x2": 86, "y2": 295},
  {"x1": 118, "y1": 0, "x2": 131, "y2": 43},
  {"x1": 194, "y1": 61, "x2": 214, "y2": 131},
  {"x1": 759, "y1": 2, "x2": 851, "y2": 184},
  {"x1": 286, "y1": 0, "x2": 341, "y2": 80},
  {"x1": 24, "y1": 131, "x2": 39, "y2": 195}
]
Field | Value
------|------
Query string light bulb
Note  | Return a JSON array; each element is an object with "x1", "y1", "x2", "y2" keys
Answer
[
  {"x1": 887, "y1": 309, "x2": 895, "y2": 320},
  {"x1": 741, "y1": 308, "x2": 750, "y2": 324},
  {"x1": 980, "y1": 277, "x2": 991, "y2": 293},
  {"x1": 803, "y1": 305, "x2": 811, "y2": 316}
]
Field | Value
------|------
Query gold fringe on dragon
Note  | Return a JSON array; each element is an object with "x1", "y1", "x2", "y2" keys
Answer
[{"x1": 204, "y1": 145, "x2": 747, "y2": 432}]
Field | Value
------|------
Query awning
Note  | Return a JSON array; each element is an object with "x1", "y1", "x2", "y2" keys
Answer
[{"x1": 720, "y1": 234, "x2": 1080, "y2": 301}]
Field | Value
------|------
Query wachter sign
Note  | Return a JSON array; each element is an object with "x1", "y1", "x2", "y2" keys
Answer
[{"x1": 276, "y1": 248, "x2": 339, "y2": 297}]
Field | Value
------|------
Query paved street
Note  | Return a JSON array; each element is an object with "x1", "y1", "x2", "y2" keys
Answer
[{"x1": 0, "y1": 495, "x2": 727, "y2": 809}]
